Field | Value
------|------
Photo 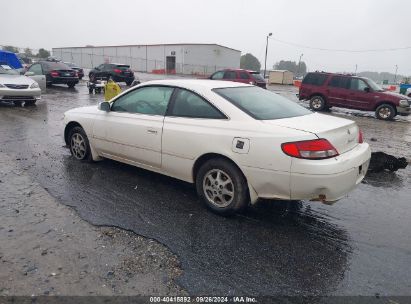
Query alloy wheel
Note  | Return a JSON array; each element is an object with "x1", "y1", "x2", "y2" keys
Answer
[
  {"x1": 378, "y1": 107, "x2": 391, "y2": 119},
  {"x1": 70, "y1": 133, "x2": 87, "y2": 160},
  {"x1": 203, "y1": 169, "x2": 234, "y2": 208}
]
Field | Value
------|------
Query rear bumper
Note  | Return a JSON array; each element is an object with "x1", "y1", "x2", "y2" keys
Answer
[
  {"x1": 289, "y1": 143, "x2": 371, "y2": 201},
  {"x1": 112, "y1": 75, "x2": 134, "y2": 83},
  {"x1": 243, "y1": 143, "x2": 371, "y2": 202},
  {"x1": 50, "y1": 77, "x2": 79, "y2": 84}
]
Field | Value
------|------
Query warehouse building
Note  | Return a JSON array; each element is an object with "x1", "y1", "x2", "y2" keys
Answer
[{"x1": 52, "y1": 43, "x2": 241, "y2": 76}]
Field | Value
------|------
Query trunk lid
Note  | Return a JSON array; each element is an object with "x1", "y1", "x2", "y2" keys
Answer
[{"x1": 263, "y1": 113, "x2": 359, "y2": 154}]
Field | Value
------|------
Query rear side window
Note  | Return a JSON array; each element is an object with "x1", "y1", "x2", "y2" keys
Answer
[
  {"x1": 302, "y1": 73, "x2": 327, "y2": 86},
  {"x1": 214, "y1": 86, "x2": 311, "y2": 120},
  {"x1": 169, "y1": 89, "x2": 226, "y2": 119},
  {"x1": 223, "y1": 71, "x2": 237, "y2": 79},
  {"x1": 328, "y1": 76, "x2": 350, "y2": 89}
]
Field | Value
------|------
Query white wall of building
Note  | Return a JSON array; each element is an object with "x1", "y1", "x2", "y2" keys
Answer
[{"x1": 52, "y1": 44, "x2": 241, "y2": 75}]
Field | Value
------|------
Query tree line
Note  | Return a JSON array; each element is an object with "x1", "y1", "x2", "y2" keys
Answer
[
  {"x1": 1, "y1": 45, "x2": 50, "y2": 58},
  {"x1": 240, "y1": 53, "x2": 307, "y2": 75}
]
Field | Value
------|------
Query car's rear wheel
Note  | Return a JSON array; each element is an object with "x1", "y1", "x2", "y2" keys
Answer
[
  {"x1": 68, "y1": 126, "x2": 92, "y2": 161},
  {"x1": 196, "y1": 158, "x2": 249, "y2": 215},
  {"x1": 126, "y1": 81, "x2": 133, "y2": 86},
  {"x1": 67, "y1": 82, "x2": 76, "y2": 88},
  {"x1": 375, "y1": 104, "x2": 395, "y2": 120},
  {"x1": 13, "y1": 101, "x2": 23, "y2": 107},
  {"x1": 309, "y1": 95, "x2": 326, "y2": 111}
]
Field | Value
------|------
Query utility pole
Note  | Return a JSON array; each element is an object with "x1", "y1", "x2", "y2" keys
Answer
[
  {"x1": 297, "y1": 53, "x2": 304, "y2": 77},
  {"x1": 263, "y1": 33, "x2": 272, "y2": 78},
  {"x1": 355, "y1": 64, "x2": 358, "y2": 75},
  {"x1": 394, "y1": 65, "x2": 398, "y2": 83}
]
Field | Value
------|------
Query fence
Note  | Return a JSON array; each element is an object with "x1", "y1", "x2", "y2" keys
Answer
[{"x1": 53, "y1": 51, "x2": 232, "y2": 77}]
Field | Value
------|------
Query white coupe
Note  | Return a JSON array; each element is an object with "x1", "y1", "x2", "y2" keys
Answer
[{"x1": 63, "y1": 79, "x2": 371, "y2": 215}]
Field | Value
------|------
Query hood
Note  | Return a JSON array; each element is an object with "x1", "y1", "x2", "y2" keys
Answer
[
  {"x1": 65, "y1": 105, "x2": 99, "y2": 115},
  {"x1": 0, "y1": 74, "x2": 36, "y2": 85},
  {"x1": 263, "y1": 113, "x2": 359, "y2": 154},
  {"x1": 381, "y1": 91, "x2": 410, "y2": 100}
]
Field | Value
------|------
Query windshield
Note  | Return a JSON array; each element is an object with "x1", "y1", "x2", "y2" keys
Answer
[
  {"x1": 250, "y1": 72, "x2": 264, "y2": 81},
  {"x1": 0, "y1": 65, "x2": 19, "y2": 75},
  {"x1": 364, "y1": 77, "x2": 383, "y2": 91},
  {"x1": 43, "y1": 62, "x2": 71, "y2": 70},
  {"x1": 114, "y1": 65, "x2": 130, "y2": 70},
  {"x1": 214, "y1": 86, "x2": 311, "y2": 120}
]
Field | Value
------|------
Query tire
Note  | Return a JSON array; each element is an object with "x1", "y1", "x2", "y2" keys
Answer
[
  {"x1": 195, "y1": 158, "x2": 249, "y2": 215},
  {"x1": 88, "y1": 87, "x2": 94, "y2": 94},
  {"x1": 67, "y1": 82, "x2": 76, "y2": 88},
  {"x1": 126, "y1": 81, "x2": 133, "y2": 86},
  {"x1": 68, "y1": 126, "x2": 92, "y2": 161},
  {"x1": 375, "y1": 104, "x2": 395, "y2": 120},
  {"x1": 309, "y1": 95, "x2": 326, "y2": 111},
  {"x1": 13, "y1": 101, "x2": 23, "y2": 107}
]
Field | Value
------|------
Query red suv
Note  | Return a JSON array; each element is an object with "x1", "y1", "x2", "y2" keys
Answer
[
  {"x1": 210, "y1": 69, "x2": 267, "y2": 89},
  {"x1": 299, "y1": 72, "x2": 411, "y2": 120}
]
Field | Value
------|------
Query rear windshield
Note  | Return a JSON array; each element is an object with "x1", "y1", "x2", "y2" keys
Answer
[
  {"x1": 302, "y1": 73, "x2": 328, "y2": 86},
  {"x1": 214, "y1": 86, "x2": 311, "y2": 120},
  {"x1": 114, "y1": 64, "x2": 130, "y2": 70},
  {"x1": 250, "y1": 72, "x2": 264, "y2": 81},
  {"x1": 43, "y1": 62, "x2": 71, "y2": 70}
]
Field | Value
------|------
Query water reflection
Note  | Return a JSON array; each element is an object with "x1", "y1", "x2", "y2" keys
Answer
[{"x1": 58, "y1": 157, "x2": 351, "y2": 296}]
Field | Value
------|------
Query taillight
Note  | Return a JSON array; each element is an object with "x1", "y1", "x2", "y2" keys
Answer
[
  {"x1": 358, "y1": 129, "x2": 363, "y2": 143},
  {"x1": 281, "y1": 139, "x2": 339, "y2": 159},
  {"x1": 50, "y1": 70, "x2": 59, "y2": 77},
  {"x1": 113, "y1": 69, "x2": 122, "y2": 73}
]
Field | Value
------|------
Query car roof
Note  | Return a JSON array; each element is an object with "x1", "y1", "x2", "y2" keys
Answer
[
  {"x1": 139, "y1": 79, "x2": 252, "y2": 90},
  {"x1": 221, "y1": 68, "x2": 258, "y2": 73}
]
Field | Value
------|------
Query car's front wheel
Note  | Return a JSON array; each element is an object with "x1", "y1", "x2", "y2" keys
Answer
[
  {"x1": 309, "y1": 95, "x2": 326, "y2": 111},
  {"x1": 196, "y1": 158, "x2": 249, "y2": 215},
  {"x1": 67, "y1": 82, "x2": 76, "y2": 88},
  {"x1": 375, "y1": 104, "x2": 395, "y2": 120},
  {"x1": 68, "y1": 126, "x2": 92, "y2": 161}
]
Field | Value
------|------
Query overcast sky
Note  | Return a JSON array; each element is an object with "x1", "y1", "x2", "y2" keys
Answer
[{"x1": 2, "y1": 0, "x2": 411, "y2": 74}]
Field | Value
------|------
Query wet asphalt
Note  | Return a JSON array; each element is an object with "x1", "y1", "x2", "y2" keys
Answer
[{"x1": 0, "y1": 75, "x2": 410, "y2": 296}]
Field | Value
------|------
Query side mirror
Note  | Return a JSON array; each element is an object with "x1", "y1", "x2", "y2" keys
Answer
[
  {"x1": 364, "y1": 87, "x2": 371, "y2": 93},
  {"x1": 95, "y1": 67, "x2": 99, "y2": 70},
  {"x1": 25, "y1": 71, "x2": 35, "y2": 76},
  {"x1": 98, "y1": 101, "x2": 111, "y2": 112}
]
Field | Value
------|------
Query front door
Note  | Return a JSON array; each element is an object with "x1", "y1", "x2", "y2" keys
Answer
[
  {"x1": 92, "y1": 86, "x2": 174, "y2": 168},
  {"x1": 26, "y1": 63, "x2": 47, "y2": 92},
  {"x1": 347, "y1": 78, "x2": 373, "y2": 110}
]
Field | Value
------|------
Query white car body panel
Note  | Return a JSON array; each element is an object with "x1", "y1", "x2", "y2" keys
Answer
[{"x1": 64, "y1": 79, "x2": 371, "y2": 203}]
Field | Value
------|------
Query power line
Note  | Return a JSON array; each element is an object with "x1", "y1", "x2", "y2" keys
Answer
[{"x1": 269, "y1": 36, "x2": 411, "y2": 53}]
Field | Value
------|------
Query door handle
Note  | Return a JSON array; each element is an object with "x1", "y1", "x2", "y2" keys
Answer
[{"x1": 147, "y1": 129, "x2": 158, "y2": 134}]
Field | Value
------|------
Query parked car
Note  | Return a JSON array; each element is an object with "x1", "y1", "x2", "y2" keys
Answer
[
  {"x1": 89, "y1": 63, "x2": 135, "y2": 86},
  {"x1": 0, "y1": 65, "x2": 41, "y2": 106},
  {"x1": 299, "y1": 72, "x2": 411, "y2": 120},
  {"x1": 25, "y1": 61, "x2": 79, "y2": 88},
  {"x1": 64, "y1": 62, "x2": 84, "y2": 80},
  {"x1": 63, "y1": 79, "x2": 370, "y2": 215},
  {"x1": 209, "y1": 69, "x2": 267, "y2": 89}
]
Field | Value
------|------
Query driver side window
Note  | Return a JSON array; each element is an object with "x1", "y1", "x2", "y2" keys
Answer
[
  {"x1": 111, "y1": 86, "x2": 174, "y2": 115},
  {"x1": 29, "y1": 64, "x2": 43, "y2": 75}
]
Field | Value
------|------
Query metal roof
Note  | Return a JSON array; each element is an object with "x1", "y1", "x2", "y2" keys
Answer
[{"x1": 53, "y1": 43, "x2": 241, "y2": 53}]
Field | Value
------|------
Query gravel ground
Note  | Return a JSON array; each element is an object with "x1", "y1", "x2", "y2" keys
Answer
[{"x1": 0, "y1": 152, "x2": 184, "y2": 296}]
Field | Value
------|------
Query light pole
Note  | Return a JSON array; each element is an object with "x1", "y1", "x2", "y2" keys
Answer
[
  {"x1": 355, "y1": 64, "x2": 358, "y2": 75},
  {"x1": 394, "y1": 65, "x2": 398, "y2": 83},
  {"x1": 263, "y1": 32, "x2": 272, "y2": 79},
  {"x1": 297, "y1": 53, "x2": 304, "y2": 77}
]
